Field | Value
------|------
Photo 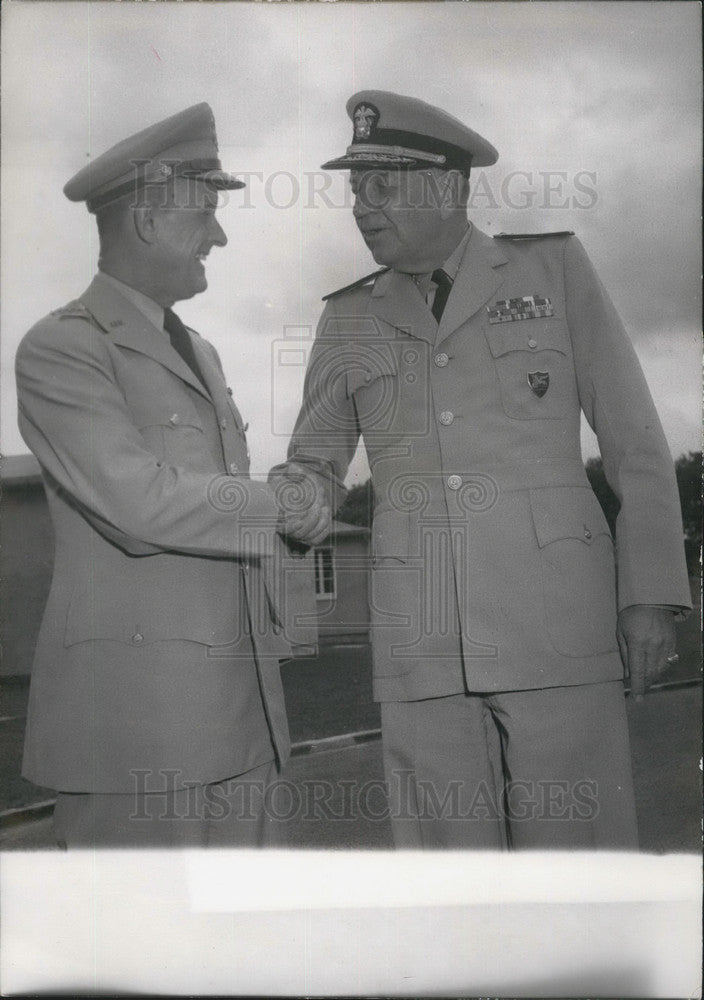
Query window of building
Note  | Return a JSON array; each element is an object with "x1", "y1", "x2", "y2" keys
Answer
[{"x1": 314, "y1": 547, "x2": 336, "y2": 599}]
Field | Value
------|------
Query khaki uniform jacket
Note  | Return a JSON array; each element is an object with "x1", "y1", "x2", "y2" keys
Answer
[
  {"x1": 16, "y1": 274, "x2": 312, "y2": 792},
  {"x1": 286, "y1": 228, "x2": 691, "y2": 702}
]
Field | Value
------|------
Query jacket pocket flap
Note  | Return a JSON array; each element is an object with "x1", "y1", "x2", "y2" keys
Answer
[
  {"x1": 64, "y1": 564, "x2": 241, "y2": 648},
  {"x1": 530, "y1": 486, "x2": 611, "y2": 548},
  {"x1": 485, "y1": 323, "x2": 568, "y2": 359},
  {"x1": 131, "y1": 399, "x2": 203, "y2": 431},
  {"x1": 346, "y1": 352, "x2": 398, "y2": 396}
]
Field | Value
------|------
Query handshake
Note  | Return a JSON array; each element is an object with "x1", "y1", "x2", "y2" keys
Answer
[{"x1": 270, "y1": 461, "x2": 333, "y2": 549}]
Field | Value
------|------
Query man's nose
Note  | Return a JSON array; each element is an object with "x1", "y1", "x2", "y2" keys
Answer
[
  {"x1": 211, "y1": 217, "x2": 228, "y2": 247},
  {"x1": 352, "y1": 192, "x2": 372, "y2": 219}
]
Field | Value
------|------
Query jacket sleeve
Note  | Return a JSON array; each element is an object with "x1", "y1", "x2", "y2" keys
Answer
[
  {"x1": 271, "y1": 299, "x2": 360, "y2": 513},
  {"x1": 563, "y1": 236, "x2": 691, "y2": 612},
  {"x1": 15, "y1": 314, "x2": 279, "y2": 560}
]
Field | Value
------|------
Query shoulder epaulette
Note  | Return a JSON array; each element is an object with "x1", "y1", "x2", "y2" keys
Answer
[
  {"x1": 322, "y1": 267, "x2": 390, "y2": 301},
  {"x1": 50, "y1": 300, "x2": 94, "y2": 321},
  {"x1": 494, "y1": 231, "x2": 575, "y2": 241}
]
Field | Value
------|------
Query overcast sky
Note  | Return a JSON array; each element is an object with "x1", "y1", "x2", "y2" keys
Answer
[{"x1": 1, "y1": 1, "x2": 701, "y2": 483}]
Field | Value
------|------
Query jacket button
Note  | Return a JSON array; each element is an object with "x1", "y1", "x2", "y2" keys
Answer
[
  {"x1": 169, "y1": 413, "x2": 180, "y2": 425},
  {"x1": 439, "y1": 411, "x2": 454, "y2": 426},
  {"x1": 227, "y1": 387, "x2": 234, "y2": 396},
  {"x1": 447, "y1": 475, "x2": 462, "y2": 490},
  {"x1": 132, "y1": 633, "x2": 144, "y2": 645},
  {"x1": 583, "y1": 526, "x2": 592, "y2": 540},
  {"x1": 434, "y1": 353, "x2": 449, "y2": 368},
  {"x1": 220, "y1": 419, "x2": 227, "y2": 430},
  {"x1": 229, "y1": 462, "x2": 239, "y2": 474},
  {"x1": 528, "y1": 339, "x2": 538, "y2": 349}
]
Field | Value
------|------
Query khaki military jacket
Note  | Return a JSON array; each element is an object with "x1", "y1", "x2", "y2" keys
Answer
[
  {"x1": 287, "y1": 227, "x2": 691, "y2": 702},
  {"x1": 16, "y1": 274, "x2": 313, "y2": 792}
]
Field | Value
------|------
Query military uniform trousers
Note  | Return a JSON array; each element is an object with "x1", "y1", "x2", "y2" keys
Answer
[
  {"x1": 381, "y1": 680, "x2": 638, "y2": 850},
  {"x1": 53, "y1": 760, "x2": 284, "y2": 849}
]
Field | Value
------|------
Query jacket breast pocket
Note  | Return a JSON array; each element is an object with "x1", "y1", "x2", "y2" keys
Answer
[
  {"x1": 485, "y1": 321, "x2": 576, "y2": 420},
  {"x1": 133, "y1": 401, "x2": 205, "y2": 465},
  {"x1": 530, "y1": 486, "x2": 618, "y2": 656}
]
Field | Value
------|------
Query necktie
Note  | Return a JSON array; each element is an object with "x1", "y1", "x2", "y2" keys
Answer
[
  {"x1": 163, "y1": 307, "x2": 208, "y2": 390},
  {"x1": 431, "y1": 268, "x2": 453, "y2": 323}
]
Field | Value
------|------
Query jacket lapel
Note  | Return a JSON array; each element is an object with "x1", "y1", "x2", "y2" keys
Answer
[
  {"x1": 436, "y1": 226, "x2": 509, "y2": 345},
  {"x1": 367, "y1": 269, "x2": 437, "y2": 345},
  {"x1": 190, "y1": 336, "x2": 225, "y2": 406},
  {"x1": 80, "y1": 275, "x2": 212, "y2": 402},
  {"x1": 363, "y1": 228, "x2": 509, "y2": 347}
]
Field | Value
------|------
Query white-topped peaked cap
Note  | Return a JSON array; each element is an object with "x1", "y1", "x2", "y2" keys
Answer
[
  {"x1": 321, "y1": 90, "x2": 499, "y2": 173},
  {"x1": 64, "y1": 102, "x2": 245, "y2": 213}
]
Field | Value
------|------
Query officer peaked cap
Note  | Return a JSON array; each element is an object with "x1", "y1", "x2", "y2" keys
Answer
[
  {"x1": 64, "y1": 102, "x2": 245, "y2": 213},
  {"x1": 321, "y1": 90, "x2": 499, "y2": 173}
]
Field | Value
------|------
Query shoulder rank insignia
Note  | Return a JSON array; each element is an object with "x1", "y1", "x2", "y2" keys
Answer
[
  {"x1": 323, "y1": 267, "x2": 390, "y2": 301},
  {"x1": 51, "y1": 300, "x2": 93, "y2": 321},
  {"x1": 50, "y1": 299, "x2": 110, "y2": 334},
  {"x1": 487, "y1": 295, "x2": 554, "y2": 323},
  {"x1": 493, "y1": 231, "x2": 574, "y2": 240}
]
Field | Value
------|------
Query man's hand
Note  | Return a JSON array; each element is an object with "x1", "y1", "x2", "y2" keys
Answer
[
  {"x1": 617, "y1": 605, "x2": 678, "y2": 703},
  {"x1": 279, "y1": 502, "x2": 332, "y2": 547},
  {"x1": 272, "y1": 464, "x2": 332, "y2": 547}
]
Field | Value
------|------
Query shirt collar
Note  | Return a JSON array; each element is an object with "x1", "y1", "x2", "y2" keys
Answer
[
  {"x1": 97, "y1": 271, "x2": 165, "y2": 334},
  {"x1": 410, "y1": 223, "x2": 473, "y2": 296},
  {"x1": 441, "y1": 223, "x2": 472, "y2": 281}
]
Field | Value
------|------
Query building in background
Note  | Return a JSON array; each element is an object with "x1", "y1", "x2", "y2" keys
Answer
[{"x1": 312, "y1": 521, "x2": 370, "y2": 645}]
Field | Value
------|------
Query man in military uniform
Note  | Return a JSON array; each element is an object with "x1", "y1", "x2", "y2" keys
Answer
[
  {"x1": 15, "y1": 103, "x2": 328, "y2": 848},
  {"x1": 278, "y1": 91, "x2": 691, "y2": 849}
]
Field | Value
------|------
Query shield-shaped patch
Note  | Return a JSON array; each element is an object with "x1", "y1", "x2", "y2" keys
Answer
[{"x1": 527, "y1": 371, "x2": 550, "y2": 398}]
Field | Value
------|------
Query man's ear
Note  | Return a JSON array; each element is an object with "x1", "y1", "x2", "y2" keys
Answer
[{"x1": 133, "y1": 204, "x2": 157, "y2": 245}]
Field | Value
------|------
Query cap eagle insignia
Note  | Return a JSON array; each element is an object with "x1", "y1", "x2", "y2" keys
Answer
[{"x1": 353, "y1": 103, "x2": 380, "y2": 141}]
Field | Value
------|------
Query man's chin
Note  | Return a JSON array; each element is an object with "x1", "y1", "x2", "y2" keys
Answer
[
  {"x1": 185, "y1": 275, "x2": 208, "y2": 299},
  {"x1": 366, "y1": 243, "x2": 421, "y2": 271},
  {"x1": 366, "y1": 243, "x2": 394, "y2": 268},
  {"x1": 362, "y1": 232, "x2": 392, "y2": 265}
]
